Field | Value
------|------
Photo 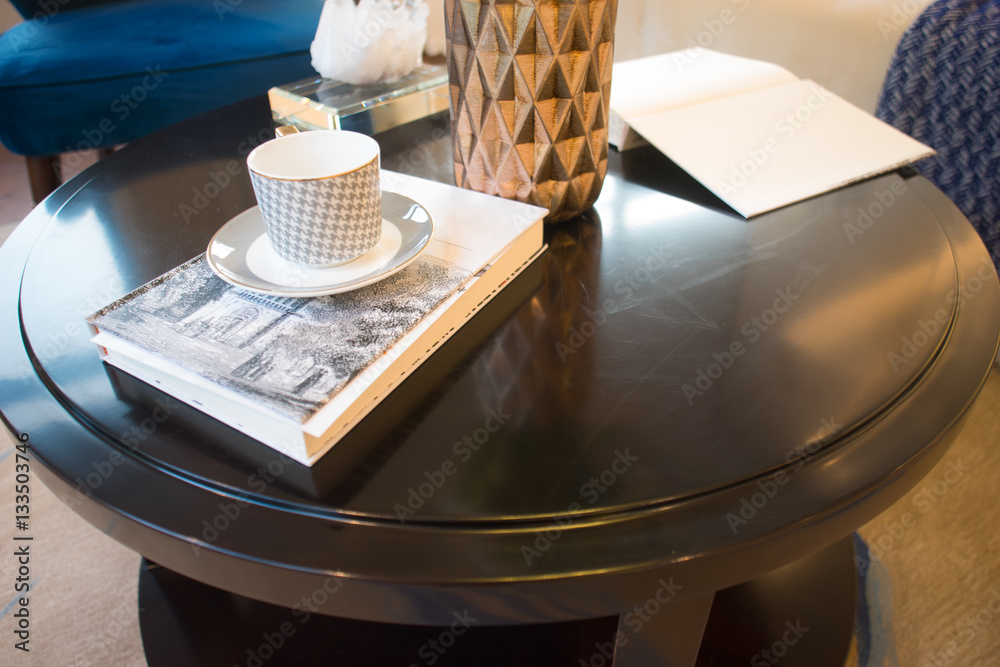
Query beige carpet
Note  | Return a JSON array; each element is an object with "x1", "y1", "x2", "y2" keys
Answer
[
  {"x1": 0, "y1": 426, "x2": 144, "y2": 666},
  {"x1": 855, "y1": 364, "x2": 1000, "y2": 667}
]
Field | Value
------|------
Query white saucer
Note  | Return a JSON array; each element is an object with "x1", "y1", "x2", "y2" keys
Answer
[{"x1": 206, "y1": 191, "x2": 433, "y2": 297}]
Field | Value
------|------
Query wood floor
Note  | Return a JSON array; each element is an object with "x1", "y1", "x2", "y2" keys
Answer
[
  {"x1": 0, "y1": 143, "x2": 33, "y2": 227},
  {"x1": 0, "y1": 143, "x2": 100, "y2": 229}
]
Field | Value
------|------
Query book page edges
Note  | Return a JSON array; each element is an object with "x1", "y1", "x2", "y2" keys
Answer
[
  {"x1": 301, "y1": 241, "x2": 546, "y2": 465},
  {"x1": 305, "y1": 212, "x2": 543, "y2": 436}
]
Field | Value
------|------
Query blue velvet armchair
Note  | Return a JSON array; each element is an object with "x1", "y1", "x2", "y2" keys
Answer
[{"x1": 0, "y1": 0, "x2": 325, "y2": 201}]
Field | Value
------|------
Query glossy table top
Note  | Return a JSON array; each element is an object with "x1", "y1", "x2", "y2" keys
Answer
[{"x1": 1, "y1": 97, "x2": 998, "y2": 623}]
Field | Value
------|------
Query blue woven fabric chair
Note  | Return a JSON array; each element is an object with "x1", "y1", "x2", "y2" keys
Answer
[
  {"x1": 0, "y1": 0, "x2": 324, "y2": 201},
  {"x1": 876, "y1": 0, "x2": 1000, "y2": 269}
]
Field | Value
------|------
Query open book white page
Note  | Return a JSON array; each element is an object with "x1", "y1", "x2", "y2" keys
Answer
[
  {"x1": 609, "y1": 49, "x2": 935, "y2": 217},
  {"x1": 609, "y1": 50, "x2": 799, "y2": 149},
  {"x1": 626, "y1": 79, "x2": 935, "y2": 217}
]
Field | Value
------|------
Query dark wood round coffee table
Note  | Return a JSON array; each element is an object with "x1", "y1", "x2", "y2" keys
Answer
[{"x1": 1, "y1": 97, "x2": 997, "y2": 666}]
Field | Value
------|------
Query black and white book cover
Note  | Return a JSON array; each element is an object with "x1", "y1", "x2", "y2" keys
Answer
[{"x1": 89, "y1": 254, "x2": 470, "y2": 424}]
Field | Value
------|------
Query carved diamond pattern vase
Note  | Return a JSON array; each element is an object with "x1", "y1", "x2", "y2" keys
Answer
[{"x1": 445, "y1": 0, "x2": 618, "y2": 223}]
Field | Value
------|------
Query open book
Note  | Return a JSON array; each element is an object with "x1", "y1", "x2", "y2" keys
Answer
[
  {"x1": 88, "y1": 171, "x2": 546, "y2": 466},
  {"x1": 609, "y1": 49, "x2": 935, "y2": 217}
]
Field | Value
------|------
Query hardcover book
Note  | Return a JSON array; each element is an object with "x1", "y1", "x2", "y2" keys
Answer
[{"x1": 87, "y1": 171, "x2": 546, "y2": 466}]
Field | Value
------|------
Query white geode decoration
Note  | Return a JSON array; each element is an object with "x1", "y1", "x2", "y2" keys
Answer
[{"x1": 311, "y1": 0, "x2": 429, "y2": 85}]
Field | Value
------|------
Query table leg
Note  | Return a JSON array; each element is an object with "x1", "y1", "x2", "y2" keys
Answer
[
  {"x1": 695, "y1": 536, "x2": 857, "y2": 666},
  {"x1": 605, "y1": 593, "x2": 714, "y2": 667}
]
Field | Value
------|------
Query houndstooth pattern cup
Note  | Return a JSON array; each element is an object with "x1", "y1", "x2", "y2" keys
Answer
[{"x1": 247, "y1": 130, "x2": 382, "y2": 267}]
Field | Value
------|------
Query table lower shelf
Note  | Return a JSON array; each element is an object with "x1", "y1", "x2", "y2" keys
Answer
[{"x1": 138, "y1": 537, "x2": 856, "y2": 667}]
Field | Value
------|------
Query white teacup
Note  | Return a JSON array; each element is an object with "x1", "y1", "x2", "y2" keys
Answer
[{"x1": 247, "y1": 130, "x2": 382, "y2": 267}]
